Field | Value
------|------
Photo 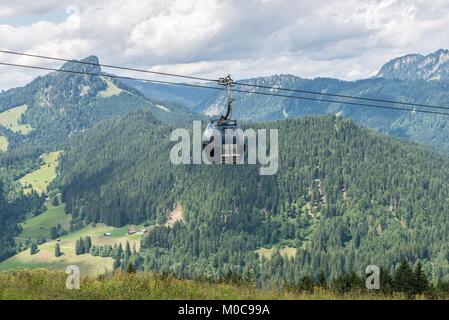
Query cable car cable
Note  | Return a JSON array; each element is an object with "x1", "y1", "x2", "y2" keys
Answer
[
  {"x1": 1, "y1": 49, "x2": 448, "y2": 112},
  {"x1": 0, "y1": 49, "x2": 213, "y2": 83},
  {"x1": 232, "y1": 81, "x2": 449, "y2": 112},
  {"x1": 1, "y1": 61, "x2": 449, "y2": 117}
]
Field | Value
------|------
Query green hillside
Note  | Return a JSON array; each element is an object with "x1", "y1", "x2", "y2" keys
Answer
[
  {"x1": 0, "y1": 104, "x2": 32, "y2": 135},
  {"x1": 18, "y1": 202, "x2": 69, "y2": 240},
  {"x1": 0, "y1": 241, "x2": 113, "y2": 277},
  {"x1": 0, "y1": 136, "x2": 8, "y2": 152},
  {"x1": 0, "y1": 222, "x2": 143, "y2": 276},
  {"x1": 58, "y1": 110, "x2": 449, "y2": 287},
  {"x1": 0, "y1": 177, "x2": 45, "y2": 261},
  {"x1": 133, "y1": 71, "x2": 449, "y2": 153},
  {"x1": 0, "y1": 56, "x2": 196, "y2": 269},
  {"x1": 0, "y1": 56, "x2": 197, "y2": 179},
  {"x1": 18, "y1": 151, "x2": 61, "y2": 195}
]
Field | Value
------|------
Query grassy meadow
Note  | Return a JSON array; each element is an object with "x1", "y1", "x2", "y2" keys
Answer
[
  {"x1": 0, "y1": 105, "x2": 32, "y2": 134},
  {"x1": 0, "y1": 136, "x2": 8, "y2": 152},
  {"x1": 0, "y1": 269, "x2": 422, "y2": 300},
  {"x1": 18, "y1": 202, "x2": 70, "y2": 240},
  {"x1": 1, "y1": 218, "x2": 144, "y2": 276},
  {"x1": 19, "y1": 151, "x2": 61, "y2": 194},
  {"x1": 256, "y1": 247, "x2": 297, "y2": 260},
  {"x1": 98, "y1": 77, "x2": 123, "y2": 98}
]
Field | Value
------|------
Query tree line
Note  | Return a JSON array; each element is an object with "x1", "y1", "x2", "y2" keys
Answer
[{"x1": 55, "y1": 112, "x2": 449, "y2": 285}]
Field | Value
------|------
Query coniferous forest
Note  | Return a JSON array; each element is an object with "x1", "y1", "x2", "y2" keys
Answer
[{"x1": 55, "y1": 110, "x2": 449, "y2": 289}]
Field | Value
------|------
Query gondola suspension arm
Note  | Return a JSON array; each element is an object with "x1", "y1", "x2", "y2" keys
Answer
[{"x1": 219, "y1": 75, "x2": 234, "y2": 121}]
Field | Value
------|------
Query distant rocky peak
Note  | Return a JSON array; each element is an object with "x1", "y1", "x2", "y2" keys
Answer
[
  {"x1": 60, "y1": 55, "x2": 101, "y2": 73},
  {"x1": 376, "y1": 49, "x2": 449, "y2": 81}
]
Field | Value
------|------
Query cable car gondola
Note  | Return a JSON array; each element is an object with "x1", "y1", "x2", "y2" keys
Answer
[{"x1": 202, "y1": 75, "x2": 243, "y2": 164}]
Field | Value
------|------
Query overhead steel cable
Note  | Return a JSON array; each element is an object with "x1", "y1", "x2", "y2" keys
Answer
[
  {"x1": 0, "y1": 49, "x2": 213, "y2": 83},
  {"x1": 1, "y1": 61, "x2": 449, "y2": 117},
  {"x1": 1, "y1": 49, "x2": 448, "y2": 112},
  {"x1": 232, "y1": 80, "x2": 449, "y2": 111},
  {"x1": 0, "y1": 61, "x2": 222, "y2": 90}
]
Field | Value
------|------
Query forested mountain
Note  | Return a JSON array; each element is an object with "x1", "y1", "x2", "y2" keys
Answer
[
  {"x1": 0, "y1": 174, "x2": 44, "y2": 261},
  {"x1": 59, "y1": 109, "x2": 449, "y2": 285},
  {"x1": 128, "y1": 49, "x2": 449, "y2": 154},
  {"x1": 0, "y1": 57, "x2": 198, "y2": 260},
  {"x1": 124, "y1": 80, "x2": 213, "y2": 109},
  {"x1": 376, "y1": 49, "x2": 449, "y2": 81},
  {"x1": 0, "y1": 56, "x2": 195, "y2": 159}
]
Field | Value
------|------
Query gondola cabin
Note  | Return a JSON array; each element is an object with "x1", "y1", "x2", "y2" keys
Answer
[
  {"x1": 202, "y1": 75, "x2": 243, "y2": 164},
  {"x1": 202, "y1": 119, "x2": 243, "y2": 164}
]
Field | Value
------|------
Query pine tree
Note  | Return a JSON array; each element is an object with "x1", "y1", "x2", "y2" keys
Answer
[
  {"x1": 83, "y1": 236, "x2": 92, "y2": 253},
  {"x1": 394, "y1": 260, "x2": 414, "y2": 296},
  {"x1": 30, "y1": 242, "x2": 38, "y2": 255},
  {"x1": 75, "y1": 239, "x2": 80, "y2": 255},
  {"x1": 114, "y1": 243, "x2": 123, "y2": 259},
  {"x1": 56, "y1": 224, "x2": 65, "y2": 237},
  {"x1": 412, "y1": 261, "x2": 429, "y2": 295},
  {"x1": 51, "y1": 196, "x2": 59, "y2": 207},
  {"x1": 113, "y1": 257, "x2": 121, "y2": 270},
  {"x1": 75, "y1": 238, "x2": 85, "y2": 255},
  {"x1": 125, "y1": 241, "x2": 132, "y2": 260},
  {"x1": 300, "y1": 275, "x2": 313, "y2": 292},
  {"x1": 317, "y1": 270, "x2": 327, "y2": 288},
  {"x1": 126, "y1": 262, "x2": 136, "y2": 273},
  {"x1": 79, "y1": 237, "x2": 85, "y2": 254},
  {"x1": 108, "y1": 245, "x2": 114, "y2": 257},
  {"x1": 50, "y1": 227, "x2": 58, "y2": 240},
  {"x1": 55, "y1": 243, "x2": 62, "y2": 257},
  {"x1": 380, "y1": 266, "x2": 394, "y2": 294},
  {"x1": 242, "y1": 265, "x2": 254, "y2": 283}
]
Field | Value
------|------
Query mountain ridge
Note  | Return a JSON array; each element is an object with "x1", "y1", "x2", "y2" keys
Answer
[
  {"x1": 58, "y1": 109, "x2": 449, "y2": 283},
  {"x1": 376, "y1": 49, "x2": 449, "y2": 81},
  {"x1": 0, "y1": 56, "x2": 197, "y2": 159},
  {"x1": 126, "y1": 49, "x2": 449, "y2": 153},
  {"x1": 59, "y1": 55, "x2": 102, "y2": 73}
]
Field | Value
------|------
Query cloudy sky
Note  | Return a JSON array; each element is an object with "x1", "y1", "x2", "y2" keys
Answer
[{"x1": 0, "y1": 0, "x2": 448, "y2": 90}]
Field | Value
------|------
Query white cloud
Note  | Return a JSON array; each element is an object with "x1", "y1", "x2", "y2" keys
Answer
[
  {"x1": 0, "y1": 0, "x2": 449, "y2": 90},
  {"x1": 0, "y1": 0, "x2": 63, "y2": 17}
]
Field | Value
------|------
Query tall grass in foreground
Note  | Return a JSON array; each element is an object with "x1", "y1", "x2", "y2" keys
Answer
[{"x1": 0, "y1": 269, "x2": 432, "y2": 300}]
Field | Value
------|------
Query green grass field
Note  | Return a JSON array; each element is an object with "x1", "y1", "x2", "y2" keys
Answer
[
  {"x1": 0, "y1": 136, "x2": 8, "y2": 152},
  {"x1": 18, "y1": 201, "x2": 70, "y2": 240},
  {"x1": 0, "y1": 243, "x2": 113, "y2": 277},
  {"x1": 256, "y1": 246, "x2": 297, "y2": 260},
  {"x1": 0, "y1": 220, "x2": 144, "y2": 276},
  {"x1": 0, "y1": 105, "x2": 32, "y2": 134},
  {"x1": 19, "y1": 151, "x2": 61, "y2": 194},
  {"x1": 0, "y1": 270, "x2": 422, "y2": 300},
  {"x1": 98, "y1": 77, "x2": 122, "y2": 98}
]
